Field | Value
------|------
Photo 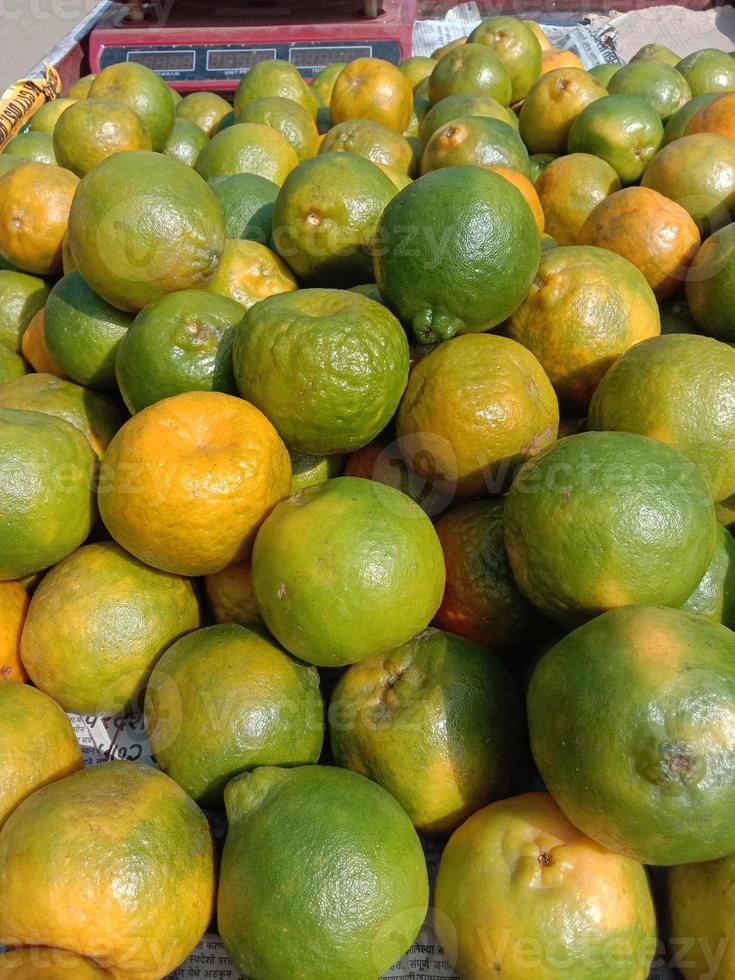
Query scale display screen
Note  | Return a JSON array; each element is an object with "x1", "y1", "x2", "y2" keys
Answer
[
  {"x1": 127, "y1": 49, "x2": 196, "y2": 71},
  {"x1": 206, "y1": 48, "x2": 276, "y2": 71},
  {"x1": 289, "y1": 45, "x2": 372, "y2": 68},
  {"x1": 99, "y1": 40, "x2": 401, "y2": 84}
]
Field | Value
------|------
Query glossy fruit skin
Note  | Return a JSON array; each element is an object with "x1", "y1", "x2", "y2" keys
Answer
[
  {"x1": 43, "y1": 271, "x2": 133, "y2": 390},
  {"x1": 320, "y1": 117, "x2": 414, "y2": 173},
  {"x1": 0, "y1": 409, "x2": 96, "y2": 581},
  {"x1": 195, "y1": 122, "x2": 299, "y2": 184},
  {"x1": 506, "y1": 245, "x2": 660, "y2": 412},
  {"x1": 237, "y1": 95, "x2": 319, "y2": 162},
  {"x1": 428, "y1": 43, "x2": 512, "y2": 107},
  {"x1": 115, "y1": 288, "x2": 242, "y2": 413},
  {"x1": 21, "y1": 311, "x2": 63, "y2": 376},
  {"x1": 0, "y1": 948, "x2": 114, "y2": 977},
  {"x1": 176, "y1": 90, "x2": 231, "y2": 136},
  {"x1": 273, "y1": 152, "x2": 396, "y2": 286},
  {"x1": 65, "y1": 73, "x2": 96, "y2": 99},
  {"x1": 209, "y1": 172, "x2": 278, "y2": 243},
  {"x1": 234, "y1": 60, "x2": 317, "y2": 119},
  {"x1": 468, "y1": 16, "x2": 542, "y2": 101},
  {"x1": 687, "y1": 92, "x2": 735, "y2": 140},
  {"x1": 631, "y1": 42, "x2": 680, "y2": 66},
  {"x1": 0, "y1": 162, "x2": 78, "y2": 276},
  {"x1": 568, "y1": 94, "x2": 664, "y2": 184},
  {"x1": 397, "y1": 333, "x2": 559, "y2": 498},
  {"x1": 252, "y1": 477, "x2": 445, "y2": 667},
  {"x1": 207, "y1": 239, "x2": 297, "y2": 310},
  {"x1": 233, "y1": 288, "x2": 408, "y2": 455},
  {"x1": 0, "y1": 269, "x2": 49, "y2": 353},
  {"x1": 331, "y1": 58, "x2": 414, "y2": 133},
  {"x1": 0, "y1": 372, "x2": 125, "y2": 456},
  {"x1": 686, "y1": 221, "x2": 735, "y2": 341},
  {"x1": 0, "y1": 347, "x2": 27, "y2": 384},
  {"x1": 579, "y1": 186, "x2": 700, "y2": 299},
  {"x1": 663, "y1": 91, "x2": 719, "y2": 143},
  {"x1": 52, "y1": 99, "x2": 152, "y2": 176},
  {"x1": 528, "y1": 605, "x2": 735, "y2": 865},
  {"x1": 504, "y1": 431, "x2": 717, "y2": 625},
  {"x1": 488, "y1": 166, "x2": 544, "y2": 233},
  {"x1": 218, "y1": 765, "x2": 428, "y2": 980},
  {"x1": 21, "y1": 541, "x2": 200, "y2": 714},
  {"x1": 3, "y1": 132, "x2": 57, "y2": 164},
  {"x1": 642, "y1": 133, "x2": 735, "y2": 234},
  {"x1": 145, "y1": 623, "x2": 323, "y2": 806},
  {"x1": 311, "y1": 62, "x2": 346, "y2": 104},
  {"x1": 88, "y1": 61, "x2": 175, "y2": 151},
  {"x1": 374, "y1": 166, "x2": 540, "y2": 343},
  {"x1": 607, "y1": 60, "x2": 691, "y2": 119},
  {"x1": 0, "y1": 581, "x2": 28, "y2": 683},
  {"x1": 29, "y1": 97, "x2": 77, "y2": 132},
  {"x1": 589, "y1": 333, "x2": 735, "y2": 502},
  {"x1": 540, "y1": 48, "x2": 583, "y2": 75},
  {"x1": 519, "y1": 68, "x2": 607, "y2": 154},
  {"x1": 330, "y1": 627, "x2": 522, "y2": 834},
  {"x1": 676, "y1": 48, "x2": 735, "y2": 97},
  {"x1": 162, "y1": 118, "x2": 209, "y2": 167},
  {"x1": 67, "y1": 151, "x2": 225, "y2": 313},
  {"x1": 668, "y1": 853, "x2": 735, "y2": 979},
  {"x1": 434, "y1": 498, "x2": 551, "y2": 656},
  {"x1": 535, "y1": 152, "x2": 621, "y2": 244},
  {"x1": 434, "y1": 792, "x2": 657, "y2": 980},
  {"x1": 419, "y1": 92, "x2": 517, "y2": 148},
  {"x1": 99, "y1": 391, "x2": 292, "y2": 576},
  {"x1": 0, "y1": 761, "x2": 215, "y2": 979},
  {"x1": 682, "y1": 523, "x2": 735, "y2": 628},
  {"x1": 0, "y1": 684, "x2": 82, "y2": 830},
  {"x1": 290, "y1": 450, "x2": 344, "y2": 492},
  {"x1": 589, "y1": 62, "x2": 621, "y2": 87},
  {"x1": 421, "y1": 116, "x2": 531, "y2": 177}
]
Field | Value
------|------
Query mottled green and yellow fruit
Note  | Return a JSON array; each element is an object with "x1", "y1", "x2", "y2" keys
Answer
[
  {"x1": 0, "y1": 762, "x2": 215, "y2": 979},
  {"x1": 0, "y1": 683, "x2": 82, "y2": 829},
  {"x1": 21, "y1": 541, "x2": 200, "y2": 714},
  {"x1": 252, "y1": 477, "x2": 445, "y2": 667},
  {"x1": 0, "y1": 409, "x2": 96, "y2": 581},
  {"x1": 233, "y1": 288, "x2": 408, "y2": 455},
  {"x1": 434, "y1": 792, "x2": 656, "y2": 980},
  {"x1": 504, "y1": 431, "x2": 717, "y2": 624},
  {"x1": 528, "y1": 605, "x2": 735, "y2": 864},
  {"x1": 145, "y1": 623, "x2": 323, "y2": 805},
  {"x1": 330, "y1": 628, "x2": 522, "y2": 834}
]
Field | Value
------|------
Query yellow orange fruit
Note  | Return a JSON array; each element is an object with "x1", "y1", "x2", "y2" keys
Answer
[
  {"x1": 540, "y1": 48, "x2": 584, "y2": 75},
  {"x1": 20, "y1": 311, "x2": 64, "y2": 377},
  {"x1": 0, "y1": 581, "x2": 29, "y2": 683},
  {"x1": 204, "y1": 562, "x2": 262, "y2": 626},
  {"x1": 99, "y1": 391, "x2": 292, "y2": 576},
  {"x1": 488, "y1": 165, "x2": 545, "y2": 232},
  {"x1": 0, "y1": 163, "x2": 78, "y2": 276},
  {"x1": 331, "y1": 58, "x2": 413, "y2": 134},
  {"x1": 0, "y1": 683, "x2": 82, "y2": 830},
  {"x1": 579, "y1": 185, "x2": 701, "y2": 299},
  {"x1": 208, "y1": 239, "x2": 298, "y2": 310}
]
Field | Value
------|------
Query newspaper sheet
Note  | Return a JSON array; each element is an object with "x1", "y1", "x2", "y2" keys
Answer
[
  {"x1": 590, "y1": 4, "x2": 735, "y2": 61},
  {"x1": 411, "y1": 1, "x2": 618, "y2": 66}
]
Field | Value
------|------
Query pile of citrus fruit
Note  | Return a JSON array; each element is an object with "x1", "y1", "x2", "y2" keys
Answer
[{"x1": 2, "y1": 17, "x2": 735, "y2": 979}]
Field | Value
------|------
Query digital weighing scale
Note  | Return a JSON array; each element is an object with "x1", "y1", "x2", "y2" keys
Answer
[{"x1": 88, "y1": 0, "x2": 417, "y2": 91}]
